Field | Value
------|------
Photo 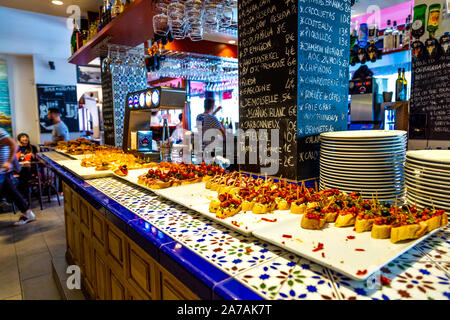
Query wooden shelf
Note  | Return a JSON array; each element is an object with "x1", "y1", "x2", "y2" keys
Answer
[
  {"x1": 381, "y1": 46, "x2": 410, "y2": 56},
  {"x1": 68, "y1": 0, "x2": 237, "y2": 65}
]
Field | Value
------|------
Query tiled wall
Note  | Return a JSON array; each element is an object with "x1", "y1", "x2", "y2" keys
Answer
[{"x1": 112, "y1": 68, "x2": 147, "y2": 148}]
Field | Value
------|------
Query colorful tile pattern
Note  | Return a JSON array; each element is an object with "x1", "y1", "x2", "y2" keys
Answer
[
  {"x1": 86, "y1": 177, "x2": 450, "y2": 300},
  {"x1": 111, "y1": 69, "x2": 147, "y2": 148}
]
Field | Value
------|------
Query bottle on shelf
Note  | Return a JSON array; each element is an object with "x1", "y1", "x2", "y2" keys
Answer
[
  {"x1": 111, "y1": 0, "x2": 122, "y2": 19},
  {"x1": 392, "y1": 21, "x2": 400, "y2": 50},
  {"x1": 70, "y1": 18, "x2": 80, "y2": 54},
  {"x1": 427, "y1": 3, "x2": 441, "y2": 38},
  {"x1": 440, "y1": 32, "x2": 450, "y2": 56},
  {"x1": 395, "y1": 68, "x2": 405, "y2": 101},
  {"x1": 358, "y1": 23, "x2": 369, "y2": 48},
  {"x1": 412, "y1": 4, "x2": 427, "y2": 40},
  {"x1": 401, "y1": 68, "x2": 408, "y2": 100},
  {"x1": 402, "y1": 15, "x2": 411, "y2": 49},
  {"x1": 383, "y1": 20, "x2": 393, "y2": 52}
]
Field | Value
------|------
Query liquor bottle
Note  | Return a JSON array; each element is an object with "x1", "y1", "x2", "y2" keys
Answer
[
  {"x1": 111, "y1": 0, "x2": 122, "y2": 19},
  {"x1": 427, "y1": 4, "x2": 441, "y2": 38},
  {"x1": 70, "y1": 19, "x2": 79, "y2": 54},
  {"x1": 392, "y1": 21, "x2": 400, "y2": 50},
  {"x1": 358, "y1": 23, "x2": 369, "y2": 48},
  {"x1": 412, "y1": 4, "x2": 427, "y2": 40},
  {"x1": 402, "y1": 15, "x2": 411, "y2": 49},
  {"x1": 228, "y1": 119, "x2": 233, "y2": 130},
  {"x1": 395, "y1": 68, "x2": 404, "y2": 101},
  {"x1": 440, "y1": 32, "x2": 450, "y2": 56},
  {"x1": 383, "y1": 20, "x2": 393, "y2": 51},
  {"x1": 401, "y1": 68, "x2": 408, "y2": 100}
]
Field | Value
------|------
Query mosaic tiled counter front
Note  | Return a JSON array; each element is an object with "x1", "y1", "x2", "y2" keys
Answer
[{"x1": 40, "y1": 154, "x2": 450, "y2": 300}]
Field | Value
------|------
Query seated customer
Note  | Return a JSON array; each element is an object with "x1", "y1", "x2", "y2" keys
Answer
[
  {"x1": 16, "y1": 133, "x2": 38, "y2": 162},
  {"x1": 44, "y1": 107, "x2": 69, "y2": 146},
  {"x1": 0, "y1": 127, "x2": 35, "y2": 225},
  {"x1": 16, "y1": 133, "x2": 38, "y2": 198}
]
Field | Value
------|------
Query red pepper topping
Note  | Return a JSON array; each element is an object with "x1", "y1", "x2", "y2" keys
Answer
[
  {"x1": 231, "y1": 221, "x2": 240, "y2": 227},
  {"x1": 282, "y1": 234, "x2": 292, "y2": 239},
  {"x1": 261, "y1": 218, "x2": 277, "y2": 222},
  {"x1": 380, "y1": 275, "x2": 391, "y2": 286},
  {"x1": 347, "y1": 236, "x2": 355, "y2": 240},
  {"x1": 356, "y1": 269, "x2": 367, "y2": 276},
  {"x1": 245, "y1": 248, "x2": 252, "y2": 253},
  {"x1": 355, "y1": 248, "x2": 365, "y2": 252},
  {"x1": 321, "y1": 252, "x2": 325, "y2": 258},
  {"x1": 313, "y1": 242, "x2": 324, "y2": 252}
]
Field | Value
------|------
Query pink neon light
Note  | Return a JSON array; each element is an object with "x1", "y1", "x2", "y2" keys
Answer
[{"x1": 352, "y1": 1, "x2": 413, "y2": 29}]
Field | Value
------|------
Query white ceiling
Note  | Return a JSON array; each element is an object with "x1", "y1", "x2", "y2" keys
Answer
[
  {"x1": 351, "y1": 0, "x2": 411, "y2": 18},
  {"x1": 0, "y1": 0, "x2": 103, "y2": 18}
]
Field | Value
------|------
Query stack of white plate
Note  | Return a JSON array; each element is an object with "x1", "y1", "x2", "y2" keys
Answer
[
  {"x1": 319, "y1": 130, "x2": 407, "y2": 201},
  {"x1": 405, "y1": 150, "x2": 450, "y2": 212}
]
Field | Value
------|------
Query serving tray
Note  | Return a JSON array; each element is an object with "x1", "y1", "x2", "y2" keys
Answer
[
  {"x1": 62, "y1": 161, "x2": 114, "y2": 180},
  {"x1": 252, "y1": 216, "x2": 445, "y2": 281}
]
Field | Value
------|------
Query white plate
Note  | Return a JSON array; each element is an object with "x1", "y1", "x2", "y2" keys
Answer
[
  {"x1": 320, "y1": 159, "x2": 404, "y2": 170},
  {"x1": 320, "y1": 145, "x2": 406, "y2": 153},
  {"x1": 320, "y1": 130, "x2": 407, "y2": 139},
  {"x1": 405, "y1": 166, "x2": 450, "y2": 186},
  {"x1": 62, "y1": 162, "x2": 114, "y2": 180},
  {"x1": 114, "y1": 172, "x2": 299, "y2": 236},
  {"x1": 404, "y1": 171, "x2": 450, "y2": 188},
  {"x1": 320, "y1": 172, "x2": 404, "y2": 183},
  {"x1": 405, "y1": 162, "x2": 450, "y2": 178},
  {"x1": 252, "y1": 216, "x2": 443, "y2": 281},
  {"x1": 321, "y1": 138, "x2": 407, "y2": 146},
  {"x1": 320, "y1": 156, "x2": 405, "y2": 165},
  {"x1": 405, "y1": 184, "x2": 450, "y2": 204},
  {"x1": 407, "y1": 150, "x2": 450, "y2": 165},
  {"x1": 405, "y1": 178, "x2": 450, "y2": 197},
  {"x1": 406, "y1": 195, "x2": 450, "y2": 212},
  {"x1": 320, "y1": 178, "x2": 405, "y2": 192},
  {"x1": 320, "y1": 167, "x2": 404, "y2": 178},
  {"x1": 405, "y1": 193, "x2": 449, "y2": 210},
  {"x1": 406, "y1": 157, "x2": 450, "y2": 170},
  {"x1": 320, "y1": 149, "x2": 405, "y2": 159},
  {"x1": 320, "y1": 176, "x2": 405, "y2": 189}
]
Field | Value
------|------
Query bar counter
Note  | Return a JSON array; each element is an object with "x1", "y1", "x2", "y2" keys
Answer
[{"x1": 39, "y1": 153, "x2": 450, "y2": 300}]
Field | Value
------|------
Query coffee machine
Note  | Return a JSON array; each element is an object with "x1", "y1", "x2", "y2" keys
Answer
[
  {"x1": 122, "y1": 86, "x2": 186, "y2": 161},
  {"x1": 348, "y1": 66, "x2": 383, "y2": 130}
]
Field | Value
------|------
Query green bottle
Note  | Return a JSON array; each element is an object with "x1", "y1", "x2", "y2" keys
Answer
[
  {"x1": 412, "y1": 4, "x2": 427, "y2": 39},
  {"x1": 427, "y1": 4, "x2": 441, "y2": 38}
]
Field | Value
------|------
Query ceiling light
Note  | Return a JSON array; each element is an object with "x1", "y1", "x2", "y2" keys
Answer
[
  {"x1": 228, "y1": 40, "x2": 236, "y2": 44},
  {"x1": 52, "y1": 0, "x2": 64, "y2": 5}
]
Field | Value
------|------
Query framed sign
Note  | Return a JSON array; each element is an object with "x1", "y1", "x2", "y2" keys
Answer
[
  {"x1": 36, "y1": 84, "x2": 79, "y2": 133},
  {"x1": 77, "y1": 65, "x2": 101, "y2": 85}
]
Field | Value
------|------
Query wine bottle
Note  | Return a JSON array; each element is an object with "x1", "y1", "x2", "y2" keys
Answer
[
  {"x1": 395, "y1": 68, "x2": 404, "y2": 101},
  {"x1": 401, "y1": 68, "x2": 408, "y2": 101},
  {"x1": 70, "y1": 19, "x2": 79, "y2": 54}
]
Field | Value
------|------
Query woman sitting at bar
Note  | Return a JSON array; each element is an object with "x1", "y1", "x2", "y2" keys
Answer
[
  {"x1": 16, "y1": 133, "x2": 38, "y2": 198},
  {"x1": 16, "y1": 133, "x2": 38, "y2": 162}
]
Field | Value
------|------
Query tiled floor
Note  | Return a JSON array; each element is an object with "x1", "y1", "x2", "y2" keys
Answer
[{"x1": 0, "y1": 198, "x2": 65, "y2": 300}]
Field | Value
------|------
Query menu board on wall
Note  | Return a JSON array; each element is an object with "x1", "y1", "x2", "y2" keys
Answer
[
  {"x1": 36, "y1": 84, "x2": 79, "y2": 133},
  {"x1": 238, "y1": 0, "x2": 350, "y2": 180},
  {"x1": 101, "y1": 63, "x2": 115, "y2": 147},
  {"x1": 238, "y1": 0, "x2": 299, "y2": 179},
  {"x1": 410, "y1": 0, "x2": 450, "y2": 140},
  {"x1": 296, "y1": 0, "x2": 351, "y2": 179}
]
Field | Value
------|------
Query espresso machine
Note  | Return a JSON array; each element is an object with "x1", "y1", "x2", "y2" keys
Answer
[
  {"x1": 348, "y1": 66, "x2": 383, "y2": 130},
  {"x1": 122, "y1": 86, "x2": 186, "y2": 161}
]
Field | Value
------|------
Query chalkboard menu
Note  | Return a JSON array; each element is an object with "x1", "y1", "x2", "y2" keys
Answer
[
  {"x1": 411, "y1": 55, "x2": 450, "y2": 140},
  {"x1": 296, "y1": 0, "x2": 351, "y2": 179},
  {"x1": 101, "y1": 62, "x2": 115, "y2": 147},
  {"x1": 238, "y1": 0, "x2": 350, "y2": 180},
  {"x1": 238, "y1": 0, "x2": 298, "y2": 179},
  {"x1": 36, "y1": 84, "x2": 79, "y2": 133}
]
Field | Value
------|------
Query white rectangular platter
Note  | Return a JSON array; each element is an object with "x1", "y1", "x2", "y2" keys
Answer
[
  {"x1": 113, "y1": 171, "x2": 298, "y2": 235},
  {"x1": 252, "y1": 215, "x2": 445, "y2": 281},
  {"x1": 62, "y1": 161, "x2": 114, "y2": 180}
]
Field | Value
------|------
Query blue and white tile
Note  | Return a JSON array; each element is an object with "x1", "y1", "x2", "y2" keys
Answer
[
  {"x1": 235, "y1": 253, "x2": 338, "y2": 300},
  {"x1": 329, "y1": 255, "x2": 450, "y2": 300}
]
